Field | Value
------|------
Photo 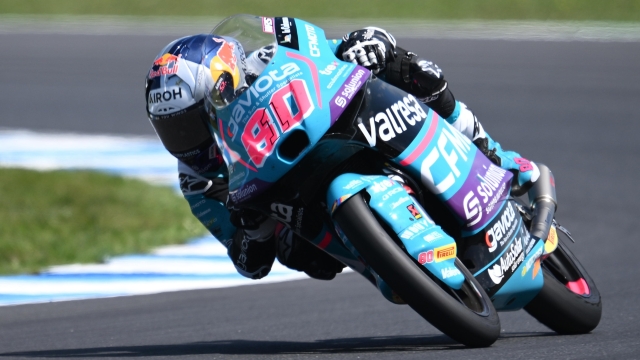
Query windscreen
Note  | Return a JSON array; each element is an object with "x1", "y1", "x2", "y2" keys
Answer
[
  {"x1": 207, "y1": 15, "x2": 278, "y2": 109},
  {"x1": 212, "y1": 15, "x2": 276, "y2": 55}
]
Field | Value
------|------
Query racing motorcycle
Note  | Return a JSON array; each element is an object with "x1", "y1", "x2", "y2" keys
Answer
[{"x1": 207, "y1": 15, "x2": 602, "y2": 347}]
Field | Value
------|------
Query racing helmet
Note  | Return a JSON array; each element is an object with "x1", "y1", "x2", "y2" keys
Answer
[{"x1": 145, "y1": 33, "x2": 249, "y2": 165}]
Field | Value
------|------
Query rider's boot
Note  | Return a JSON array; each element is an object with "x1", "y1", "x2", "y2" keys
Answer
[
  {"x1": 445, "y1": 101, "x2": 540, "y2": 195},
  {"x1": 275, "y1": 225, "x2": 346, "y2": 280}
]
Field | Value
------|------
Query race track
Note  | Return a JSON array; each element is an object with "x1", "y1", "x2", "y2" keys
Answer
[{"x1": 1, "y1": 26, "x2": 640, "y2": 359}]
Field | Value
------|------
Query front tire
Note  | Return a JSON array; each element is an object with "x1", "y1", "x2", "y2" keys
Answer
[
  {"x1": 524, "y1": 237, "x2": 602, "y2": 334},
  {"x1": 334, "y1": 193, "x2": 500, "y2": 347}
]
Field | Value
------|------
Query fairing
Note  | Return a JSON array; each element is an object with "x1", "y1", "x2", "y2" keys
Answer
[{"x1": 209, "y1": 15, "x2": 369, "y2": 205}]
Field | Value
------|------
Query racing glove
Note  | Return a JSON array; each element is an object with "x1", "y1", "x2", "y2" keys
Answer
[{"x1": 341, "y1": 27, "x2": 397, "y2": 74}]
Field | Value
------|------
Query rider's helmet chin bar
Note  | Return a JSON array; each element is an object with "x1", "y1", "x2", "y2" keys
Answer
[{"x1": 527, "y1": 164, "x2": 557, "y2": 241}]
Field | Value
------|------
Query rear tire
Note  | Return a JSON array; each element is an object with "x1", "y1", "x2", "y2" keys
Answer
[
  {"x1": 524, "y1": 237, "x2": 602, "y2": 334},
  {"x1": 334, "y1": 193, "x2": 500, "y2": 347}
]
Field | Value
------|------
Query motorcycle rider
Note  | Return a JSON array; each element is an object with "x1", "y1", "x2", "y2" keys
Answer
[{"x1": 145, "y1": 24, "x2": 539, "y2": 281}]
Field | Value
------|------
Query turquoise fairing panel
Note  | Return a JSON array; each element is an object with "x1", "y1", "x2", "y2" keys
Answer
[{"x1": 491, "y1": 241, "x2": 545, "y2": 311}]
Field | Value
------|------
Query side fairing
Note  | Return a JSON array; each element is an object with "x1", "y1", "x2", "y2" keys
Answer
[{"x1": 348, "y1": 78, "x2": 514, "y2": 236}]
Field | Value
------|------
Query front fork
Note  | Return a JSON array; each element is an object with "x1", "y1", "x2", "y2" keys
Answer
[{"x1": 325, "y1": 173, "x2": 464, "y2": 304}]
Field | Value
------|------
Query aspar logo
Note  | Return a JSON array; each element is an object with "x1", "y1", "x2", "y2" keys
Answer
[
  {"x1": 227, "y1": 63, "x2": 301, "y2": 140},
  {"x1": 358, "y1": 94, "x2": 427, "y2": 146},
  {"x1": 420, "y1": 126, "x2": 473, "y2": 195},
  {"x1": 320, "y1": 61, "x2": 339, "y2": 76},
  {"x1": 485, "y1": 202, "x2": 517, "y2": 252},
  {"x1": 418, "y1": 250, "x2": 434, "y2": 264},
  {"x1": 305, "y1": 24, "x2": 320, "y2": 57},
  {"x1": 148, "y1": 87, "x2": 183, "y2": 104}
]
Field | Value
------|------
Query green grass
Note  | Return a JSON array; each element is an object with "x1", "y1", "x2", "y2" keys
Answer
[
  {"x1": 0, "y1": 168, "x2": 207, "y2": 275},
  {"x1": 1, "y1": 0, "x2": 640, "y2": 21}
]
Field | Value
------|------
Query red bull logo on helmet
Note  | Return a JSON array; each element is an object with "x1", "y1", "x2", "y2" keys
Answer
[
  {"x1": 150, "y1": 53, "x2": 181, "y2": 78},
  {"x1": 209, "y1": 37, "x2": 241, "y2": 91}
]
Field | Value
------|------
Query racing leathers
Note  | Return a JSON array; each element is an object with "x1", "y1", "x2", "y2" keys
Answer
[{"x1": 180, "y1": 28, "x2": 539, "y2": 281}]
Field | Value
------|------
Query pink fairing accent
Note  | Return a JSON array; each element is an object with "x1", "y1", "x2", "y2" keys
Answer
[
  {"x1": 566, "y1": 278, "x2": 590, "y2": 295},
  {"x1": 399, "y1": 111, "x2": 438, "y2": 166},
  {"x1": 285, "y1": 51, "x2": 322, "y2": 109}
]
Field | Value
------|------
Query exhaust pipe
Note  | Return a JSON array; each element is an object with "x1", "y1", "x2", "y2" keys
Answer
[{"x1": 527, "y1": 163, "x2": 557, "y2": 241}]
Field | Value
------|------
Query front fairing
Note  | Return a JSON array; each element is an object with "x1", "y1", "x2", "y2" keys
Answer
[{"x1": 209, "y1": 15, "x2": 370, "y2": 204}]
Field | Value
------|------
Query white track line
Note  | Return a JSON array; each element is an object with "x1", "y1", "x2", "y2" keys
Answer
[{"x1": 0, "y1": 130, "x2": 313, "y2": 306}]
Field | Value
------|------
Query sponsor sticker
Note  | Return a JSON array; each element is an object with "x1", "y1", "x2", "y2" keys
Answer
[
  {"x1": 434, "y1": 243, "x2": 456, "y2": 262},
  {"x1": 441, "y1": 267, "x2": 461, "y2": 279},
  {"x1": 521, "y1": 246, "x2": 543, "y2": 278},
  {"x1": 485, "y1": 202, "x2": 518, "y2": 253},
  {"x1": 545, "y1": 226, "x2": 558, "y2": 253},
  {"x1": 418, "y1": 250, "x2": 434, "y2": 264},
  {"x1": 407, "y1": 203, "x2": 423, "y2": 219},
  {"x1": 275, "y1": 17, "x2": 299, "y2": 50},
  {"x1": 149, "y1": 53, "x2": 180, "y2": 78},
  {"x1": 304, "y1": 24, "x2": 320, "y2": 57},
  {"x1": 423, "y1": 231, "x2": 443, "y2": 243},
  {"x1": 488, "y1": 263, "x2": 504, "y2": 285},
  {"x1": 262, "y1": 17, "x2": 275, "y2": 33},
  {"x1": 400, "y1": 219, "x2": 430, "y2": 240},
  {"x1": 357, "y1": 94, "x2": 427, "y2": 148},
  {"x1": 487, "y1": 236, "x2": 524, "y2": 285}
]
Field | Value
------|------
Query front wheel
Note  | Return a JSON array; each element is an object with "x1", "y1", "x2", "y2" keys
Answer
[
  {"x1": 524, "y1": 236, "x2": 602, "y2": 334},
  {"x1": 334, "y1": 193, "x2": 500, "y2": 347}
]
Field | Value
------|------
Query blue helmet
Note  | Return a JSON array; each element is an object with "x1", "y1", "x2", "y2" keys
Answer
[{"x1": 145, "y1": 33, "x2": 247, "y2": 168}]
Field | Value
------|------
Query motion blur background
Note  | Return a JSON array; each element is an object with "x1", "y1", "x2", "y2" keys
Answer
[
  {"x1": 3, "y1": 0, "x2": 640, "y2": 273},
  {"x1": 1, "y1": 2, "x2": 640, "y2": 358}
]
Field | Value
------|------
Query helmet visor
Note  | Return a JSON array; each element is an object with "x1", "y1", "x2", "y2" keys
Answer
[{"x1": 149, "y1": 106, "x2": 212, "y2": 158}]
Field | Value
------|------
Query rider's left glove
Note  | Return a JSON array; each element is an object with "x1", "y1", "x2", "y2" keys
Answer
[{"x1": 341, "y1": 27, "x2": 397, "y2": 74}]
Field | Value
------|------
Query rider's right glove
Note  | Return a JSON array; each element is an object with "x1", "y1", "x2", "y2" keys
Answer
[{"x1": 341, "y1": 27, "x2": 397, "y2": 74}]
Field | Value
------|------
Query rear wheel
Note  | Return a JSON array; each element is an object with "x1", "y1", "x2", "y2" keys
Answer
[
  {"x1": 334, "y1": 193, "x2": 500, "y2": 347},
  {"x1": 524, "y1": 236, "x2": 602, "y2": 334}
]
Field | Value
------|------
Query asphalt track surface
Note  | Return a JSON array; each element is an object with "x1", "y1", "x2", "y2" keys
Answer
[{"x1": 1, "y1": 30, "x2": 640, "y2": 359}]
